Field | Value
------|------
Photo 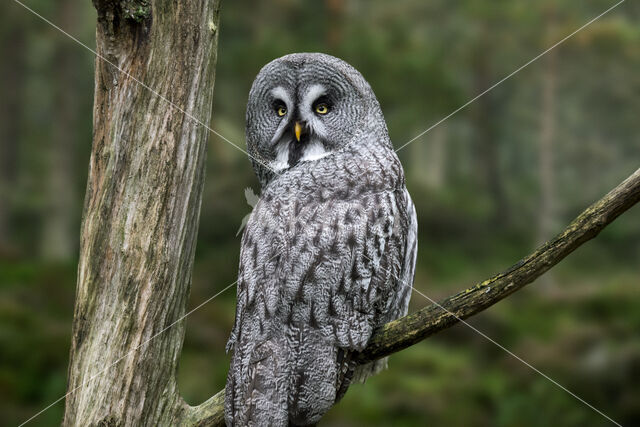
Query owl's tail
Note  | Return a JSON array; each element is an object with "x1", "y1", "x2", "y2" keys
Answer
[
  {"x1": 287, "y1": 330, "x2": 356, "y2": 425},
  {"x1": 225, "y1": 338, "x2": 290, "y2": 426},
  {"x1": 225, "y1": 331, "x2": 352, "y2": 426}
]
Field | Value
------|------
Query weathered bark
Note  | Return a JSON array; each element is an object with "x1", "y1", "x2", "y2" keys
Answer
[
  {"x1": 63, "y1": 1, "x2": 640, "y2": 424},
  {"x1": 63, "y1": 1, "x2": 221, "y2": 425},
  {"x1": 193, "y1": 167, "x2": 640, "y2": 426},
  {"x1": 181, "y1": 392, "x2": 226, "y2": 427}
]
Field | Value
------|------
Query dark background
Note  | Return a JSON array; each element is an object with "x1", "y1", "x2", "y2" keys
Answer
[{"x1": 1, "y1": 0, "x2": 639, "y2": 425}]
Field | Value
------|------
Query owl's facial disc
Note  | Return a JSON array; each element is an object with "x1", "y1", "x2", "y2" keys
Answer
[
  {"x1": 269, "y1": 84, "x2": 333, "y2": 171},
  {"x1": 246, "y1": 53, "x2": 372, "y2": 187}
]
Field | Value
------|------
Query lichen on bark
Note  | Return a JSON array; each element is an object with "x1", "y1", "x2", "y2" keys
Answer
[
  {"x1": 63, "y1": 0, "x2": 221, "y2": 425},
  {"x1": 121, "y1": 0, "x2": 151, "y2": 22},
  {"x1": 65, "y1": 0, "x2": 640, "y2": 424}
]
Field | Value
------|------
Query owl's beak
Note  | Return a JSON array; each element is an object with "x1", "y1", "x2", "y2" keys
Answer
[{"x1": 294, "y1": 122, "x2": 303, "y2": 142}]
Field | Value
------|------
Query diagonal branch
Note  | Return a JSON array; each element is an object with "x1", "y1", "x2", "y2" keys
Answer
[
  {"x1": 182, "y1": 167, "x2": 640, "y2": 426},
  {"x1": 358, "y1": 167, "x2": 640, "y2": 363}
]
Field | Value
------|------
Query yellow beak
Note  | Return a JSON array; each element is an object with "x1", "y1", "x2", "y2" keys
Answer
[{"x1": 294, "y1": 122, "x2": 302, "y2": 142}]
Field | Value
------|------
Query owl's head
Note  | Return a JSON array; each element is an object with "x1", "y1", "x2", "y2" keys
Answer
[{"x1": 245, "y1": 53, "x2": 384, "y2": 187}]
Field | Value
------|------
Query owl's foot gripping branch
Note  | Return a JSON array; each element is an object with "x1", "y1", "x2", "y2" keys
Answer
[{"x1": 183, "y1": 167, "x2": 640, "y2": 426}]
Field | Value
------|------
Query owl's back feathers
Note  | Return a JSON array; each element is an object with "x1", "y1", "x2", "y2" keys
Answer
[{"x1": 225, "y1": 134, "x2": 417, "y2": 425}]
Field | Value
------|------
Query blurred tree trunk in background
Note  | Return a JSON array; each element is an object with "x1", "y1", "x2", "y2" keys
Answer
[
  {"x1": 471, "y1": 31, "x2": 508, "y2": 226},
  {"x1": 424, "y1": 124, "x2": 447, "y2": 190},
  {"x1": 410, "y1": 124, "x2": 447, "y2": 190},
  {"x1": 63, "y1": 1, "x2": 221, "y2": 425},
  {"x1": 537, "y1": 7, "x2": 558, "y2": 246},
  {"x1": 40, "y1": 0, "x2": 78, "y2": 260},
  {"x1": 325, "y1": 0, "x2": 345, "y2": 50},
  {"x1": 0, "y1": 14, "x2": 25, "y2": 255}
]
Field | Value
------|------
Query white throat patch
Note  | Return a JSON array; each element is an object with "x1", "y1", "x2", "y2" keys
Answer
[
  {"x1": 270, "y1": 138, "x2": 330, "y2": 171},
  {"x1": 301, "y1": 140, "x2": 330, "y2": 162}
]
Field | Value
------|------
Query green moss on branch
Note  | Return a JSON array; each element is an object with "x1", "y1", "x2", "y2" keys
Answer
[{"x1": 185, "y1": 168, "x2": 640, "y2": 426}]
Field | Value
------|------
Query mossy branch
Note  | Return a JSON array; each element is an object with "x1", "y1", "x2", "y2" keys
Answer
[
  {"x1": 357, "y1": 167, "x2": 640, "y2": 363},
  {"x1": 183, "y1": 167, "x2": 640, "y2": 426}
]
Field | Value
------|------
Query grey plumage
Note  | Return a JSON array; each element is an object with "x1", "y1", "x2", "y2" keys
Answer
[{"x1": 225, "y1": 53, "x2": 417, "y2": 426}]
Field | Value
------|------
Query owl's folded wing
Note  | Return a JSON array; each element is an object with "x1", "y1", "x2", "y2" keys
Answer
[
  {"x1": 284, "y1": 188, "x2": 406, "y2": 349},
  {"x1": 226, "y1": 186, "x2": 414, "y2": 419}
]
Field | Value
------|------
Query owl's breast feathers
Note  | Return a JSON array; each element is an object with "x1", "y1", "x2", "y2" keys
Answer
[{"x1": 225, "y1": 141, "x2": 417, "y2": 426}]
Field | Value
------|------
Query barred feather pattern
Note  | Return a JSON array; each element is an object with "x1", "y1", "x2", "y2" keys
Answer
[{"x1": 225, "y1": 53, "x2": 417, "y2": 426}]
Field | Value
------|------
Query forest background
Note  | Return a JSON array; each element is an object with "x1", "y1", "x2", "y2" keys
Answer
[{"x1": 1, "y1": 0, "x2": 639, "y2": 425}]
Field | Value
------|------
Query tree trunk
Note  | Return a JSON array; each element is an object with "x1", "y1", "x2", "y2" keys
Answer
[
  {"x1": 325, "y1": 0, "x2": 345, "y2": 50},
  {"x1": 0, "y1": 14, "x2": 25, "y2": 254},
  {"x1": 417, "y1": 124, "x2": 447, "y2": 190},
  {"x1": 59, "y1": 2, "x2": 640, "y2": 425},
  {"x1": 40, "y1": 0, "x2": 79, "y2": 261},
  {"x1": 63, "y1": 1, "x2": 221, "y2": 425},
  {"x1": 471, "y1": 38, "x2": 508, "y2": 226},
  {"x1": 537, "y1": 9, "x2": 558, "y2": 245}
]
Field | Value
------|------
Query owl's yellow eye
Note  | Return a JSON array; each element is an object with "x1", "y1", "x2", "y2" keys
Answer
[
  {"x1": 315, "y1": 104, "x2": 329, "y2": 115},
  {"x1": 276, "y1": 106, "x2": 287, "y2": 117}
]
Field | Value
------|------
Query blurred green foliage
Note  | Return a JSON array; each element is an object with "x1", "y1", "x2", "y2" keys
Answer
[{"x1": 1, "y1": 0, "x2": 639, "y2": 426}]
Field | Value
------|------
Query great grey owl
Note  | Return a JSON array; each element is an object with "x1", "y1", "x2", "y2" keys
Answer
[{"x1": 225, "y1": 53, "x2": 418, "y2": 426}]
